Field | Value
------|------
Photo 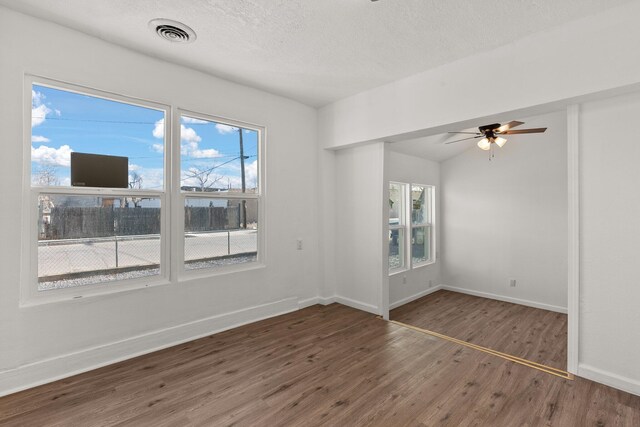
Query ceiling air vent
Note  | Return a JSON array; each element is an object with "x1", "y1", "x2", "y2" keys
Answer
[{"x1": 148, "y1": 19, "x2": 196, "y2": 43}]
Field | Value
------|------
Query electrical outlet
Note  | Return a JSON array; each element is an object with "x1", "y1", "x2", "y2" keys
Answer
[
  {"x1": 428, "y1": 279, "x2": 433, "y2": 288},
  {"x1": 296, "y1": 239, "x2": 303, "y2": 250},
  {"x1": 509, "y1": 278, "x2": 517, "y2": 287},
  {"x1": 402, "y1": 276, "x2": 407, "y2": 284}
]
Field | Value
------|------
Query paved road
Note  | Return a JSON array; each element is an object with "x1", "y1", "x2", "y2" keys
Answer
[{"x1": 38, "y1": 230, "x2": 257, "y2": 277}]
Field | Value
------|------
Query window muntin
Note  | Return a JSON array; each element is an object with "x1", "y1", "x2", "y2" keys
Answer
[
  {"x1": 179, "y1": 113, "x2": 262, "y2": 272},
  {"x1": 389, "y1": 182, "x2": 407, "y2": 272}
]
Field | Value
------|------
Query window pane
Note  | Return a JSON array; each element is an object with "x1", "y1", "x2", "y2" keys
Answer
[
  {"x1": 31, "y1": 84, "x2": 165, "y2": 190},
  {"x1": 389, "y1": 228, "x2": 405, "y2": 271},
  {"x1": 184, "y1": 198, "x2": 258, "y2": 270},
  {"x1": 180, "y1": 115, "x2": 258, "y2": 193},
  {"x1": 411, "y1": 226, "x2": 431, "y2": 265},
  {"x1": 38, "y1": 194, "x2": 161, "y2": 290},
  {"x1": 411, "y1": 185, "x2": 429, "y2": 225},
  {"x1": 389, "y1": 182, "x2": 404, "y2": 226}
]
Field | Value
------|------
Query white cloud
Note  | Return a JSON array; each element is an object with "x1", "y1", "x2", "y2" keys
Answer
[
  {"x1": 189, "y1": 148, "x2": 221, "y2": 158},
  {"x1": 31, "y1": 144, "x2": 73, "y2": 167},
  {"x1": 31, "y1": 135, "x2": 50, "y2": 143},
  {"x1": 151, "y1": 118, "x2": 222, "y2": 159},
  {"x1": 128, "y1": 164, "x2": 141, "y2": 171},
  {"x1": 153, "y1": 118, "x2": 165, "y2": 139},
  {"x1": 246, "y1": 160, "x2": 258, "y2": 187},
  {"x1": 32, "y1": 90, "x2": 52, "y2": 128},
  {"x1": 223, "y1": 160, "x2": 259, "y2": 189},
  {"x1": 137, "y1": 168, "x2": 164, "y2": 190},
  {"x1": 182, "y1": 116, "x2": 208, "y2": 124},
  {"x1": 180, "y1": 125, "x2": 201, "y2": 144},
  {"x1": 215, "y1": 123, "x2": 238, "y2": 135}
]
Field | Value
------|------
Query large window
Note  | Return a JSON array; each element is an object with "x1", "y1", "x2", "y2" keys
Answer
[
  {"x1": 179, "y1": 113, "x2": 260, "y2": 272},
  {"x1": 24, "y1": 77, "x2": 263, "y2": 303},
  {"x1": 388, "y1": 182, "x2": 435, "y2": 274}
]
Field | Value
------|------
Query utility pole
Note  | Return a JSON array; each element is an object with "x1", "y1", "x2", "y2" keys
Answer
[{"x1": 238, "y1": 127, "x2": 247, "y2": 229}]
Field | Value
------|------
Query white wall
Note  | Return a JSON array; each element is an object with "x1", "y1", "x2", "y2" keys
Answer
[
  {"x1": 440, "y1": 111, "x2": 568, "y2": 312},
  {"x1": 578, "y1": 92, "x2": 640, "y2": 395},
  {"x1": 319, "y1": 2, "x2": 640, "y2": 150},
  {"x1": 332, "y1": 143, "x2": 385, "y2": 314},
  {"x1": 0, "y1": 8, "x2": 322, "y2": 395},
  {"x1": 385, "y1": 150, "x2": 441, "y2": 309}
]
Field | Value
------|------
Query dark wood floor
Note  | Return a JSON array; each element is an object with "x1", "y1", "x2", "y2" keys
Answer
[
  {"x1": 391, "y1": 290, "x2": 568, "y2": 370},
  {"x1": 1, "y1": 304, "x2": 638, "y2": 426}
]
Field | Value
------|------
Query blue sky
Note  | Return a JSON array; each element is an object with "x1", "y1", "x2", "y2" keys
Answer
[{"x1": 31, "y1": 84, "x2": 258, "y2": 190}]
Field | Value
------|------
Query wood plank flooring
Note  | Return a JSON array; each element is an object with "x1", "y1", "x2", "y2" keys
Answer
[
  {"x1": 391, "y1": 290, "x2": 568, "y2": 370},
  {"x1": 1, "y1": 303, "x2": 638, "y2": 426}
]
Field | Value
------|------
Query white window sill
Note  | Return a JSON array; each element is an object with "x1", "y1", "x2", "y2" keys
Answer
[
  {"x1": 412, "y1": 260, "x2": 437, "y2": 270},
  {"x1": 179, "y1": 261, "x2": 266, "y2": 283},
  {"x1": 389, "y1": 267, "x2": 409, "y2": 277},
  {"x1": 20, "y1": 276, "x2": 172, "y2": 308}
]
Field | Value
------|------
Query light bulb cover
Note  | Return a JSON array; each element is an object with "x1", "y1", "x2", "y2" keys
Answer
[
  {"x1": 495, "y1": 136, "x2": 507, "y2": 148},
  {"x1": 477, "y1": 138, "x2": 491, "y2": 151}
]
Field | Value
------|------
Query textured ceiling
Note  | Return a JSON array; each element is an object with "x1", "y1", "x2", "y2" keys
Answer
[{"x1": 0, "y1": 0, "x2": 632, "y2": 106}]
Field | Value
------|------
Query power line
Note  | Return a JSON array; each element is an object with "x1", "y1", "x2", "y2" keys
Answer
[
  {"x1": 181, "y1": 155, "x2": 256, "y2": 182},
  {"x1": 141, "y1": 155, "x2": 257, "y2": 189}
]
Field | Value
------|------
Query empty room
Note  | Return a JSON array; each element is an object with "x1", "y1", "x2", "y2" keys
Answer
[
  {"x1": 1, "y1": 1, "x2": 639, "y2": 426},
  {"x1": 388, "y1": 110, "x2": 569, "y2": 373}
]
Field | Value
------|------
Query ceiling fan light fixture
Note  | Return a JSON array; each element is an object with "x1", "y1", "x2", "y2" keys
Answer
[
  {"x1": 495, "y1": 136, "x2": 507, "y2": 148},
  {"x1": 477, "y1": 138, "x2": 491, "y2": 151}
]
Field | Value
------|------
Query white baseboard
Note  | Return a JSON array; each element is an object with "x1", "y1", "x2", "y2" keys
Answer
[
  {"x1": 0, "y1": 297, "x2": 299, "y2": 398},
  {"x1": 334, "y1": 295, "x2": 379, "y2": 315},
  {"x1": 319, "y1": 296, "x2": 336, "y2": 305},
  {"x1": 389, "y1": 285, "x2": 443, "y2": 310},
  {"x1": 298, "y1": 296, "x2": 320, "y2": 309},
  {"x1": 297, "y1": 296, "x2": 336, "y2": 309},
  {"x1": 578, "y1": 364, "x2": 640, "y2": 397},
  {"x1": 440, "y1": 285, "x2": 568, "y2": 314}
]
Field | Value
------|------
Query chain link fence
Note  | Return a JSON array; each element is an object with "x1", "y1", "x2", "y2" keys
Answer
[{"x1": 37, "y1": 195, "x2": 258, "y2": 289}]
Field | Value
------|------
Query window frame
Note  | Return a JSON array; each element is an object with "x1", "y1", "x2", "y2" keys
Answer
[
  {"x1": 388, "y1": 181, "x2": 409, "y2": 275},
  {"x1": 410, "y1": 184, "x2": 436, "y2": 268},
  {"x1": 20, "y1": 76, "x2": 266, "y2": 306},
  {"x1": 388, "y1": 181, "x2": 436, "y2": 276},
  {"x1": 176, "y1": 108, "x2": 265, "y2": 280}
]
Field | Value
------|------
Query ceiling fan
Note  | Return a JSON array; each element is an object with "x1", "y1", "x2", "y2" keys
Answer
[{"x1": 445, "y1": 121, "x2": 547, "y2": 151}]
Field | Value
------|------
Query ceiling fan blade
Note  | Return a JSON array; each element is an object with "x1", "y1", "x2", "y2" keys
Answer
[
  {"x1": 445, "y1": 135, "x2": 483, "y2": 144},
  {"x1": 496, "y1": 121, "x2": 524, "y2": 133},
  {"x1": 500, "y1": 128, "x2": 547, "y2": 135},
  {"x1": 447, "y1": 131, "x2": 481, "y2": 135}
]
